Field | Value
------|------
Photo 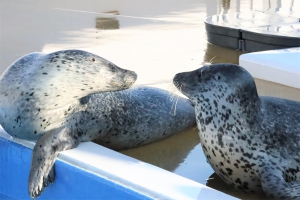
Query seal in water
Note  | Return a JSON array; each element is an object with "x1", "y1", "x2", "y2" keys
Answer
[
  {"x1": 0, "y1": 50, "x2": 137, "y2": 198},
  {"x1": 173, "y1": 64, "x2": 300, "y2": 199}
]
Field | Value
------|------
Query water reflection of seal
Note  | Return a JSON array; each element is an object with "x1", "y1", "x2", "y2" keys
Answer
[
  {"x1": 173, "y1": 64, "x2": 300, "y2": 199},
  {"x1": 0, "y1": 50, "x2": 137, "y2": 198}
]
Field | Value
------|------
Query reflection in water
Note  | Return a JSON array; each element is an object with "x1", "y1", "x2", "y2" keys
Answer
[
  {"x1": 255, "y1": 79, "x2": 300, "y2": 101},
  {"x1": 207, "y1": 173, "x2": 270, "y2": 199},
  {"x1": 121, "y1": 127, "x2": 199, "y2": 172},
  {"x1": 96, "y1": 17, "x2": 119, "y2": 30},
  {"x1": 203, "y1": 43, "x2": 243, "y2": 64},
  {"x1": 218, "y1": 0, "x2": 299, "y2": 14},
  {"x1": 222, "y1": 0, "x2": 231, "y2": 14},
  {"x1": 95, "y1": 10, "x2": 120, "y2": 30}
]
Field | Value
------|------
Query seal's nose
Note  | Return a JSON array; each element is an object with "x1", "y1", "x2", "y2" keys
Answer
[
  {"x1": 173, "y1": 74, "x2": 178, "y2": 83},
  {"x1": 124, "y1": 70, "x2": 137, "y2": 87},
  {"x1": 173, "y1": 73, "x2": 182, "y2": 90}
]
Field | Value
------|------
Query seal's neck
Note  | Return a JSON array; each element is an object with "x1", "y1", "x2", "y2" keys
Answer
[{"x1": 194, "y1": 85, "x2": 261, "y2": 135}]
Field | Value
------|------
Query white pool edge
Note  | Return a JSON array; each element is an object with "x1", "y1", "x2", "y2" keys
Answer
[{"x1": 239, "y1": 47, "x2": 300, "y2": 89}]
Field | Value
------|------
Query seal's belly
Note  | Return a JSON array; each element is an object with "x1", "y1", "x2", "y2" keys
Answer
[{"x1": 201, "y1": 142, "x2": 264, "y2": 194}]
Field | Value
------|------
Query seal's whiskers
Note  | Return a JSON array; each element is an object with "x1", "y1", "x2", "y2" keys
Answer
[
  {"x1": 110, "y1": 81, "x2": 121, "y2": 87},
  {"x1": 167, "y1": 83, "x2": 179, "y2": 102},
  {"x1": 173, "y1": 94, "x2": 180, "y2": 116},
  {"x1": 207, "y1": 56, "x2": 216, "y2": 65},
  {"x1": 171, "y1": 84, "x2": 182, "y2": 116}
]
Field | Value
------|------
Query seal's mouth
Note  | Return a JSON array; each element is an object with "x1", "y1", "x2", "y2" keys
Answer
[
  {"x1": 173, "y1": 73, "x2": 191, "y2": 98},
  {"x1": 110, "y1": 70, "x2": 137, "y2": 90},
  {"x1": 173, "y1": 72, "x2": 194, "y2": 98},
  {"x1": 123, "y1": 71, "x2": 137, "y2": 88},
  {"x1": 173, "y1": 73, "x2": 182, "y2": 89}
]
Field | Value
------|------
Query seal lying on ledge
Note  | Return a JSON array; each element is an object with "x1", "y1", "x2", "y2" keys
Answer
[
  {"x1": 0, "y1": 50, "x2": 137, "y2": 198},
  {"x1": 91, "y1": 86, "x2": 196, "y2": 150},
  {"x1": 173, "y1": 64, "x2": 300, "y2": 200},
  {"x1": 0, "y1": 50, "x2": 196, "y2": 198},
  {"x1": 28, "y1": 86, "x2": 195, "y2": 198}
]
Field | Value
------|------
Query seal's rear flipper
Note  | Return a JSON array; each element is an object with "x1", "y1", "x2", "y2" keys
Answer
[
  {"x1": 28, "y1": 127, "x2": 80, "y2": 199},
  {"x1": 260, "y1": 164, "x2": 300, "y2": 199}
]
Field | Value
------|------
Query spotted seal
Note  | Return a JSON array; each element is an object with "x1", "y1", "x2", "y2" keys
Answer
[
  {"x1": 27, "y1": 85, "x2": 195, "y2": 198},
  {"x1": 0, "y1": 50, "x2": 196, "y2": 198},
  {"x1": 91, "y1": 86, "x2": 196, "y2": 150},
  {"x1": 173, "y1": 64, "x2": 300, "y2": 199},
  {"x1": 0, "y1": 50, "x2": 137, "y2": 198}
]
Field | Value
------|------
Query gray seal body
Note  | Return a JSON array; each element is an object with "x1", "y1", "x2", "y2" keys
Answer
[
  {"x1": 173, "y1": 64, "x2": 300, "y2": 199},
  {"x1": 26, "y1": 86, "x2": 195, "y2": 198},
  {"x1": 83, "y1": 86, "x2": 196, "y2": 150},
  {"x1": 0, "y1": 50, "x2": 137, "y2": 198}
]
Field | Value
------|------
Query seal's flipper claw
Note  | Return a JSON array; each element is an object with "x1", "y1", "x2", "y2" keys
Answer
[
  {"x1": 28, "y1": 127, "x2": 80, "y2": 199},
  {"x1": 43, "y1": 166, "x2": 55, "y2": 188},
  {"x1": 260, "y1": 164, "x2": 300, "y2": 199}
]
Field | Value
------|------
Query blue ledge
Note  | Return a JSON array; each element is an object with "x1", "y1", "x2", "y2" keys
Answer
[
  {"x1": 0, "y1": 134, "x2": 150, "y2": 200},
  {"x1": 0, "y1": 127, "x2": 236, "y2": 200}
]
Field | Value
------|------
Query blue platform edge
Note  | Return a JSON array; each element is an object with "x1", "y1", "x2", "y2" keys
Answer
[
  {"x1": 0, "y1": 137, "x2": 151, "y2": 200},
  {"x1": 0, "y1": 127, "x2": 237, "y2": 200}
]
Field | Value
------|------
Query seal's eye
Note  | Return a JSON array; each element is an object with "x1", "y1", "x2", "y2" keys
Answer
[{"x1": 217, "y1": 76, "x2": 221, "y2": 80}]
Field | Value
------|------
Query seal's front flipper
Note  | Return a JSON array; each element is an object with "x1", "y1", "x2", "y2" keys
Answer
[
  {"x1": 28, "y1": 127, "x2": 80, "y2": 198},
  {"x1": 260, "y1": 164, "x2": 300, "y2": 199},
  {"x1": 43, "y1": 166, "x2": 55, "y2": 188}
]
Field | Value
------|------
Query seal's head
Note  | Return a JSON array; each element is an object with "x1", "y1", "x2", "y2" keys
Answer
[
  {"x1": 173, "y1": 64, "x2": 258, "y2": 104},
  {"x1": 85, "y1": 55, "x2": 137, "y2": 92},
  {"x1": 0, "y1": 50, "x2": 137, "y2": 106},
  {"x1": 0, "y1": 50, "x2": 137, "y2": 140}
]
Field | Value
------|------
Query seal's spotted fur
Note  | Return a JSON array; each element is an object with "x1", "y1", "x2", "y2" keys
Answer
[
  {"x1": 90, "y1": 86, "x2": 196, "y2": 150},
  {"x1": 27, "y1": 86, "x2": 195, "y2": 198},
  {"x1": 0, "y1": 50, "x2": 137, "y2": 198},
  {"x1": 0, "y1": 50, "x2": 196, "y2": 198},
  {"x1": 173, "y1": 64, "x2": 300, "y2": 199},
  {"x1": 0, "y1": 50, "x2": 136, "y2": 140}
]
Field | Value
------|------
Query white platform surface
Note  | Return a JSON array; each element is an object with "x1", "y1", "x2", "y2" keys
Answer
[
  {"x1": 239, "y1": 47, "x2": 300, "y2": 89},
  {"x1": 0, "y1": 126, "x2": 237, "y2": 200}
]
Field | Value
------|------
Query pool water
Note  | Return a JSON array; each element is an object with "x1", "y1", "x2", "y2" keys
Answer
[{"x1": 1, "y1": 0, "x2": 299, "y2": 199}]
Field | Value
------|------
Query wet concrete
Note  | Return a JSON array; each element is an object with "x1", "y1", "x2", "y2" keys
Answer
[{"x1": 1, "y1": 0, "x2": 299, "y2": 199}]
